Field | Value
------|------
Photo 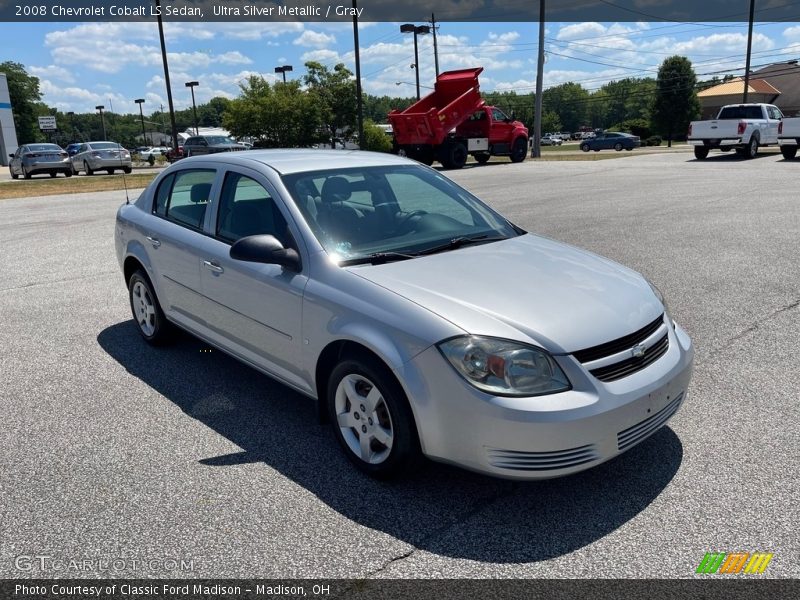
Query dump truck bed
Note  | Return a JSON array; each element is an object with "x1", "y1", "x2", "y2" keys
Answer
[{"x1": 388, "y1": 68, "x2": 485, "y2": 146}]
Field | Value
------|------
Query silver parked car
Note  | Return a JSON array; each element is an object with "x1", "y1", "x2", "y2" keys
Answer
[
  {"x1": 8, "y1": 143, "x2": 72, "y2": 179},
  {"x1": 71, "y1": 141, "x2": 132, "y2": 175},
  {"x1": 115, "y1": 150, "x2": 693, "y2": 480}
]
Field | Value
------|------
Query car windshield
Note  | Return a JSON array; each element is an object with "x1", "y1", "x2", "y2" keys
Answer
[
  {"x1": 282, "y1": 165, "x2": 519, "y2": 263},
  {"x1": 28, "y1": 144, "x2": 62, "y2": 152},
  {"x1": 90, "y1": 142, "x2": 121, "y2": 150}
]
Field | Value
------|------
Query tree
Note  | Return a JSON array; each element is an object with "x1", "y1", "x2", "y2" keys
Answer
[
  {"x1": 542, "y1": 82, "x2": 589, "y2": 131},
  {"x1": 361, "y1": 120, "x2": 393, "y2": 153},
  {"x1": 224, "y1": 76, "x2": 321, "y2": 147},
  {"x1": 0, "y1": 61, "x2": 43, "y2": 143},
  {"x1": 303, "y1": 61, "x2": 357, "y2": 147},
  {"x1": 541, "y1": 110, "x2": 562, "y2": 134},
  {"x1": 652, "y1": 56, "x2": 700, "y2": 147}
]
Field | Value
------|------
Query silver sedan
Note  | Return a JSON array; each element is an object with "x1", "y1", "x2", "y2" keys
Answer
[
  {"x1": 114, "y1": 150, "x2": 693, "y2": 480},
  {"x1": 71, "y1": 141, "x2": 132, "y2": 175},
  {"x1": 8, "y1": 143, "x2": 72, "y2": 179}
]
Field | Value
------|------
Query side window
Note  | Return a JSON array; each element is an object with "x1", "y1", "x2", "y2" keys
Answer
[
  {"x1": 153, "y1": 174, "x2": 175, "y2": 216},
  {"x1": 216, "y1": 172, "x2": 288, "y2": 245},
  {"x1": 492, "y1": 108, "x2": 508, "y2": 122},
  {"x1": 164, "y1": 169, "x2": 216, "y2": 230}
]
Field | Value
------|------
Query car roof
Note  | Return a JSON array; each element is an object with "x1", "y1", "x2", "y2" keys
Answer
[{"x1": 174, "y1": 149, "x2": 416, "y2": 175}]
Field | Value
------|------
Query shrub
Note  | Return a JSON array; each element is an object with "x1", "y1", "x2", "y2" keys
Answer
[
  {"x1": 148, "y1": 154, "x2": 156, "y2": 166},
  {"x1": 645, "y1": 135, "x2": 662, "y2": 146},
  {"x1": 361, "y1": 120, "x2": 393, "y2": 153}
]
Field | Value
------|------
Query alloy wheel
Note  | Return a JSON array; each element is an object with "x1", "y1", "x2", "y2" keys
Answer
[
  {"x1": 131, "y1": 281, "x2": 156, "y2": 337},
  {"x1": 334, "y1": 374, "x2": 394, "y2": 465}
]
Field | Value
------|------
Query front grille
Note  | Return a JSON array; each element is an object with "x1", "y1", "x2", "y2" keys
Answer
[
  {"x1": 486, "y1": 444, "x2": 599, "y2": 472},
  {"x1": 573, "y1": 314, "x2": 664, "y2": 363},
  {"x1": 617, "y1": 393, "x2": 684, "y2": 451},
  {"x1": 590, "y1": 333, "x2": 670, "y2": 382}
]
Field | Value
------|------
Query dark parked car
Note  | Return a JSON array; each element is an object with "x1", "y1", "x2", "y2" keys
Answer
[
  {"x1": 580, "y1": 132, "x2": 641, "y2": 152},
  {"x1": 183, "y1": 135, "x2": 247, "y2": 157},
  {"x1": 65, "y1": 143, "x2": 82, "y2": 157},
  {"x1": 8, "y1": 143, "x2": 71, "y2": 179}
]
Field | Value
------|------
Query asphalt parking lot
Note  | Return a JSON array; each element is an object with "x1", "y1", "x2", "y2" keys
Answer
[{"x1": 1, "y1": 151, "x2": 797, "y2": 579}]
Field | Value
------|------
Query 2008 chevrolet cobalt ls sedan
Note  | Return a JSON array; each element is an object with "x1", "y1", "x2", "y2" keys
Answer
[{"x1": 115, "y1": 150, "x2": 693, "y2": 479}]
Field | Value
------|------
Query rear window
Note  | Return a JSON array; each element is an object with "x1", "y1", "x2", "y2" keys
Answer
[
  {"x1": 89, "y1": 142, "x2": 121, "y2": 150},
  {"x1": 718, "y1": 106, "x2": 764, "y2": 120},
  {"x1": 28, "y1": 144, "x2": 62, "y2": 152}
]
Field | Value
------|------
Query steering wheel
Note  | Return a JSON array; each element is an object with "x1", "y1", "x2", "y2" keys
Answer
[{"x1": 396, "y1": 210, "x2": 428, "y2": 232}]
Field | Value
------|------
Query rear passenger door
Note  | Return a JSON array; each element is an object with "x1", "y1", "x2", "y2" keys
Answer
[
  {"x1": 197, "y1": 167, "x2": 309, "y2": 391},
  {"x1": 144, "y1": 168, "x2": 218, "y2": 328}
]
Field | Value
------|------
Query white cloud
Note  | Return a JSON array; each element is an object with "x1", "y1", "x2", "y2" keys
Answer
[
  {"x1": 293, "y1": 30, "x2": 336, "y2": 48},
  {"x1": 29, "y1": 65, "x2": 75, "y2": 84}
]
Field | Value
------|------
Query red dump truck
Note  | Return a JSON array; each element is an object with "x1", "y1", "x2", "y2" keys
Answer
[{"x1": 388, "y1": 67, "x2": 529, "y2": 169}]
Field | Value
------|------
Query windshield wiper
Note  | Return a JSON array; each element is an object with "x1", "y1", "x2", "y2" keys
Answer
[
  {"x1": 339, "y1": 251, "x2": 417, "y2": 266},
  {"x1": 413, "y1": 234, "x2": 509, "y2": 257}
]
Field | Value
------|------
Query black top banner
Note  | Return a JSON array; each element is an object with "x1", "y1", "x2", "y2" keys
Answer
[{"x1": 2, "y1": 0, "x2": 800, "y2": 22}]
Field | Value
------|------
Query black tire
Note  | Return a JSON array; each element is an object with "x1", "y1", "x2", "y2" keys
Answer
[
  {"x1": 614, "y1": 142, "x2": 623, "y2": 151},
  {"x1": 84, "y1": 161, "x2": 94, "y2": 176},
  {"x1": 64, "y1": 170, "x2": 72, "y2": 178},
  {"x1": 71, "y1": 163, "x2": 78, "y2": 175},
  {"x1": 474, "y1": 153, "x2": 491, "y2": 164},
  {"x1": 49, "y1": 172, "x2": 57, "y2": 178},
  {"x1": 510, "y1": 137, "x2": 527, "y2": 163},
  {"x1": 327, "y1": 355, "x2": 421, "y2": 479},
  {"x1": 123, "y1": 166, "x2": 132, "y2": 174},
  {"x1": 581, "y1": 143, "x2": 590, "y2": 152},
  {"x1": 10, "y1": 169, "x2": 18, "y2": 180},
  {"x1": 746, "y1": 136, "x2": 759, "y2": 158},
  {"x1": 127, "y1": 270, "x2": 173, "y2": 345},
  {"x1": 693, "y1": 146, "x2": 709, "y2": 160},
  {"x1": 442, "y1": 142, "x2": 468, "y2": 169},
  {"x1": 23, "y1": 167, "x2": 31, "y2": 179},
  {"x1": 106, "y1": 169, "x2": 115, "y2": 175},
  {"x1": 781, "y1": 145, "x2": 798, "y2": 160}
]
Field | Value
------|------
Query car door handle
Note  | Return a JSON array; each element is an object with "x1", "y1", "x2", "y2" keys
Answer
[
  {"x1": 203, "y1": 260, "x2": 224, "y2": 274},
  {"x1": 146, "y1": 236, "x2": 161, "y2": 248}
]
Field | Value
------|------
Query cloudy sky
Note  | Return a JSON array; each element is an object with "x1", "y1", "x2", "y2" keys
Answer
[{"x1": 2, "y1": 19, "x2": 800, "y2": 115}]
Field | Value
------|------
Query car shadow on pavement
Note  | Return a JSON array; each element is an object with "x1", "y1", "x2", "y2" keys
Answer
[
  {"x1": 690, "y1": 152, "x2": 776, "y2": 161},
  {"x1": 98, "y1": 320, "x2": 683, "y2": 564}
]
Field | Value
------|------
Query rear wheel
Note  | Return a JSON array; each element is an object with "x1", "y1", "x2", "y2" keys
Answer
[
  {"x1": 10, "y1": 169, "x2": 18, "y2": 180},
  {"x1": 510, "y1": 137, "x2": 527, "y2": 163},
  {"x1": 693, "y1": 146, "x2": 709, "y2": 160},
  {"x1": 106, "y1": 169, "x2": 115, "y2": 175},
  {"x1": 614, "y1": 142, "x2": 623, "y2": 151},
  {"x1": 474, "y1": 153, "x2": 491, "y2": 164},
  {"x1": 781, "y1": 145, "x2": 798, "y2": 160},
  {"x1": 441, "y1": 142, "x2": 468, "y2": 169},
  {"x1": 49, "y1": 172, "x2": 57, "y2": 178},
  {"x1": 581, "y1": 143, "x2": 590, "y2": 152},
  {"x1": 84, "y1": 161, "x2": 94, "y2": 176},
  {"x1": 327, "y1": 355, "x2": 421, "y2": 479},
  {"x1": 23, "y1": 166, "x2": 31, "y2": 179},
  {"x1": 128, "y1": 270, "x2": 172, "y2": 345},
  {"x1": 746, "y1": 136, "x2": 759, "y2": 158},
  {"x1": 64, "y1": 170, "x2": 73, "y2": 178},
  {"x1": 123, "y1": 166, "x2": 132, "y2": 174}
]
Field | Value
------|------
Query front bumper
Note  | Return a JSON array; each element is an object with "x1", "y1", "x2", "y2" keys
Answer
[{"x1": 397, "y1": 319, "x2": 694, "y2": 480}]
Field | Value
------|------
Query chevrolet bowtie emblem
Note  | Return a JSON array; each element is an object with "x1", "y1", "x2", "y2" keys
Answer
[{"x1": 631, "y1": 344, "x2": 647, "y2": 358}]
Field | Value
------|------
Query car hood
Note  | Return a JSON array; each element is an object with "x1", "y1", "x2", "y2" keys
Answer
[{"x1": 349, "y1": 234, "x2": 662, "y2": 353}]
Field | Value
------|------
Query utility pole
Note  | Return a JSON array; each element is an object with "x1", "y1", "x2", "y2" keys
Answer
[
  {"x1": 431, "y1": 13, "x2": 440, "y2": 77},
  {"x1": 353, "y1": 0, "x2": 364, "y2": 149},
  {"x1": 155, "y1": 0, "x2": 180, "y2": 153},
  {"x1": 743, "y1": 0, "x2": 756, "y2": 103},
  {"x1": 532, "y1": 0, "x2": 545, "y2": 158}
]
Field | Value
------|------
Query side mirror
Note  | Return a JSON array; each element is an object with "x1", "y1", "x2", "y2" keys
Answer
[
  {"x1": 230, "y1": 234, "x2": 301, "y2": 272},
  {"x1": 9, "y1": 154, "x2": 14, "y2": 159}
]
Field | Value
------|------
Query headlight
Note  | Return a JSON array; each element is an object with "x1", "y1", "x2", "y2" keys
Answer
[
  {"x1": 646, "y1": 279, "x2": 674, "y2": 328},
  {"x1": 438, "y1": 336, "x2": 571, "y2": 397}
]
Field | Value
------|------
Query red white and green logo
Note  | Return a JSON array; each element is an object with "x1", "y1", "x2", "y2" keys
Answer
[{"x1": 696, "y1": 552, "x2": 773, "y2": 574}]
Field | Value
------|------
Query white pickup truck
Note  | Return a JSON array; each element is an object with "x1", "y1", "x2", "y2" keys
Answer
[
  {"x1": 777, "y1": 117, "x2": 800, "y2": 159},
  {"x1": 688, "y1": 103, "x2": 783, "y2": 160}
]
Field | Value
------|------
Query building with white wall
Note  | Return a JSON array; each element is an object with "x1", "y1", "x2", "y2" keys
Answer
[{"x1": 0, "y1": 73, "x2": 19, "y2": 167}]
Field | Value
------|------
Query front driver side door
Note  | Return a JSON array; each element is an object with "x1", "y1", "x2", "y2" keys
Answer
[{"x1": 196, "y1": 167, "x2": 309, "y2": 392}]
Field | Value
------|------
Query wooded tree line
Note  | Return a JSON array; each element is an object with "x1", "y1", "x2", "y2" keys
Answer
[{"x1": 3, "y1": 55, "x2": 701, "y2": 150}]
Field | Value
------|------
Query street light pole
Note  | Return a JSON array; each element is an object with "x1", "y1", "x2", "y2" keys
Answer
[
  {"x1": 155, "y1": 0, "x2": 180, "y2": 154},
  {"x1": 353, "y1": 0, "x2": 364, "y2": 149},
  {"x1": 185, "y1": 81, "x2": 199, "y2": 136},
  {"x1": 401, "y1": 24, "x2": 430, "y2": 101},
  {"x1": 532, "y1": 0, "x2": 545, "y2": 159},
  {"x1": 135, "y1": 99, "x2": 147, "y2": 146},
  {"x1": 274, "y1": 65, "x2": 293, "y2": 83},
  {"x1": 95, "y1": 105, "x2": 106, "y2": 139},
  {"x1": 743, "y1": 0, "x2": 756, "y2": 103}
]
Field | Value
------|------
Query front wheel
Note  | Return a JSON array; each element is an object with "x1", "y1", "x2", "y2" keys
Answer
[
  {"x1": 10, "y1": 169, "x2": 18, "y2": 180},
  {"x1": 128, "y1": 270, "x2": 172, "y2": 345},
  {"x1": 474, "y1": 153, "x2": 491, "y2": 164},
  {"x1": 781, "y1": 145, "x2": 798, "y2": 160},
  {"x1": 693, "y1": 146, "x2": 709, "y2": 160},
  {"x1": 327, "y1": 356, "x2": 421, "y2": 479},
  {"x1": 123, "y1": 166, "x2": 132, "y2": 174},
  {"x1": 614, "y1": 142, "x2": 623, "y2": 151},
  {"x1": 64, "y1": 170, "x2": 73, "y2": 178},
  {"x1": 510, "y1": 137, "x2": 527, "y2": 163},
  {"x1": 581, "y1": 144, "x2": 590, "y2": 152}
]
